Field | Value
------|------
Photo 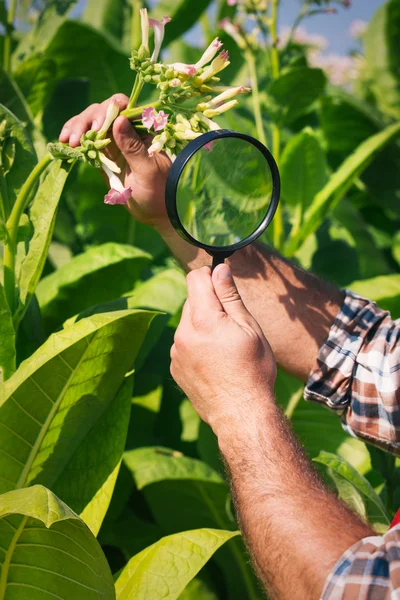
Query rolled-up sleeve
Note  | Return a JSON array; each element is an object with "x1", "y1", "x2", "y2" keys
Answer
[
  {"x1": 322, "y1": 525, "x2": 400, "y2": 599},
  {"x1": 304, "y1": 290, "x2": 400, "y2": 454}
]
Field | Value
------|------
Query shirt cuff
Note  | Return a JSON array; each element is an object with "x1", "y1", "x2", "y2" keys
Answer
[{"x1": 304, "y1": 290, "x2": 383, "y2": 411}]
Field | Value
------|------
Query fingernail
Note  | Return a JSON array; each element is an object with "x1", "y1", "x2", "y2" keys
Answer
[
  {"x1": 117, "y1": 116, "x2": 131, "y2": 134},
  {"x1": 217, "y1": 264, "x2": 231, "y2": 280},
  {"x1": 92, "y1": 120, "x2": 99, "y2": 130},
  {"x1": 69, "y1": 133, "x2": 79, "y2": 146},
  {"x1": 59, "y1": 126, "x2": 69, "y2": 138}
]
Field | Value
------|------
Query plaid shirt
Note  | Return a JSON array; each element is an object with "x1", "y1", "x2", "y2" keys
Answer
[{"x1": 305, "y1": 290, "x2": 400, "y2": 599}]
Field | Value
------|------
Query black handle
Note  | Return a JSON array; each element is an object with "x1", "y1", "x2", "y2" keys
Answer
[{"x1": 211, "y1": 254, "x2": 226, "y2": 272}]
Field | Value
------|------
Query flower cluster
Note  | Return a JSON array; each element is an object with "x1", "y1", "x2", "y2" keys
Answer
[{"x1": 50, "y1": 8, "x2": 250, "y2": 205}]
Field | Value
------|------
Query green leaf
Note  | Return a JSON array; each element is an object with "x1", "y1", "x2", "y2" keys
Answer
[
  {"x1": 313, "y1": 451, "x2": 390, "y2": 523},
  {"x1": 0, "y1": 67, "x2": 33, "y2": 125},
  {"x1": 152, "y1": 0, "x2": 214, "y2": 48},
  {"x1": 327, "y1": 468, "x2": 367, "y2": 520},
  {"x1": 0, "y1": 104, "x2": 37, "y2": 211},
  {"x1": 291, "y1": 400, "x2": 371, "y2": 474},
  {"x1": 349, "y1": 274, "x2": 400, "y2": 318},
  {"x1": 71, "y1": 268, "x2": 187, "y2": 368},
  {"x1": 14, "y1": 57, "x2": 58, "y2": 118},
  {"x1": 115, "y1": 528, "x2": 239, "y2": 600},
  {"x1": 0, "y1": 309, "x2": 155, "y2": 495},
  {"x1": 46, "y1": 21, "x2": 133, "y2": 103},
  {"x1": 281, "y1": 128, "x2": 328, "y2": 209},
  {"x1": 52, "y1": 374, "x2": 134, "y2": 536},
  {"x1": 0, "y1": 282, "x2": 15, "y2": 382},
  {"x1": 285, "y1": 121, "x2": 400, "y2": 255},
  {"x1": 36, "y1": 242, "x2": 151, "y2": 332},
  {"x1": 15, "y1": 159, "x2": 73, "y2": 328},
  {"x1": 266, "y1": 67, "x2": 326, "y2": 125},
  {"x1": 365, "y1": 0, "x2": 400, "y2": 119},
  {"x1": 124, "y1": 448, "x2": 259, "y2": 600},
  {"x1": 0, "y1": 485, "x2": 115, "y2": 599}
]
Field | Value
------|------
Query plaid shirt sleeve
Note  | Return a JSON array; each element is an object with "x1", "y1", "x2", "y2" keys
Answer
[
  {"x1": 321, "y1": 525, "x2": 400, "y2": 599},
  {"x1": 304, "y1": 289, "x2": 400, "y2": 454}
]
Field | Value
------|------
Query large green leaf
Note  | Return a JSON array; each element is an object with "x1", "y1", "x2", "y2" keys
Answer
[
  {"x1": 178, "y1": 578, "x2": 218, "y2": 600},
  {"x1": 281, "y1": 128, "x2": 328, "y2": 209},
  {"x1": 291, "y1": 400, "x2": 370, "y2": 474},
  {"x1": 0, "y1": 485, "x2": 115, "y2": 599},
  {"x1": 0, "y1": 104, "x2": 36, "y2": 212},
  {"x1": 152, "y1": 0, "x2": 214, "y2": 48},
  {"x1": 0, "y1": 309, "x2": 155, "y2": 495},
  {"x1": 46, "y1": 21, "x2": 132, "y2": 103},
  {"x1": 285, "y1": 121, "x2": 400, "y2": 255},
  {"x1": 349, "y1": 274, "x2": 400, "y2": 318},
  {"x1": 15, "y1": 159, "x2": 73, "y2": 329},
  {"x1": 320, "y1": 92, "x2": 400, "y2": 217},
  {"x1": 365, "y1": 0, "x2": 400, "y2": 119},
  {"x1": 313, "y1": 451, "x2": 390, "y2": 524},
  {"x1": 52, "y1": 374, "x2": 134, "y2": 536},
  {"x1": 124, "y1": 448, "x2": 260, "y2": 600},
  {"x1": 0, "y1": 283, "x2": 15, "y2": 382},
  {"x1": 115, "y1": 528, "x2": 239, "y2": 600},
  {"x1": 36, "y1": 243, "x2": 151, "y2": 332},
  {"x1": 280, "y1": 127, "x2": 328, "y2": 236},
  {"x1": 14, "y1": 57, "x2": 58, "y2": 119},
  {"x1": 71, "y1": 268, "x2": 186, "y2": 368},
  {"x1": 266, "y1": 67, "x2": 326, "y2": 125},
  {"x1": 0, "y1": 67, "x2": 32, "y2": 125}
]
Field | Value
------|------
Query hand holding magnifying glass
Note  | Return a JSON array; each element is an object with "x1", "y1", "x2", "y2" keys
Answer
[{"x1": 165, "y1": 130, "x2": 280, "y2": 270}]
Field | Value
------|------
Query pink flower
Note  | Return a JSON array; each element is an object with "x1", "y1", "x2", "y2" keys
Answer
[
  {"x1": 198, "y1": 50, "x2": 230, "y2": 82},
  {"x1": 154, "y1": 110, "x2": 169, "y2": 131},
  {"x1": 142, "y1": 107, "x2": 169, "y2": 131},
  {"x1": 149, "y1": 16, "x2": 172, "y2": 62},
  {"x1": 102, "y1": 163, "x2": 131, "y2": 206},
  {"x1": 170, "y1": 62, "x2": 197, "y2": 76},
  {"x1": 227, "y1": 0, "x2": 237, "y2": 4},
  {"x1": 142, "y1": 107, "x2": 156, "y2": 129},
  {"x1": 203, "y1": 141, "x2": 215, "y2": 151},
  {"x1": 104, "y1": 188, "x2": 132, "y2": 205}
]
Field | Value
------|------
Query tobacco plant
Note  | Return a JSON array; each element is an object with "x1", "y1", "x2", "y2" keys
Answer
[{"x1": 0, "y1": 0, "x2": 399, "y2": 598}]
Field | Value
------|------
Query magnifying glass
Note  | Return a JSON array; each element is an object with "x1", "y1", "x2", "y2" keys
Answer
[{"x1": 165, "y1": 130, "x2": 280, "y2": 270}]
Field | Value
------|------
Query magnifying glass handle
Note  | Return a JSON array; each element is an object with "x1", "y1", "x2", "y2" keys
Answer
[{"x1": 211, "y1": 255, "x2": 226, "y2": 272}]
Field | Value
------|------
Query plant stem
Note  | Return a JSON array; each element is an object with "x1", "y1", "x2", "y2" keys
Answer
[
  {"x1": 3, "y1": 0, "x2": 18, "y2": 73},
  {"x1": 269, "y1": 0, "x2": 284, "y2": 250},
  {"x1": 3, "y1": 154, "x2": 52, "y2": 313},
  {"x1": 131, "y1": 0, "x2": 141, "y2": 51},
  {"x1": 128, "y1": 75, "x2": 145, "y2": 110},
  {"x1": 245, "y1": 50, "x2": 266, "y2": 146},
  {"x1": 121, "y1": 100, "x2": 162, "y2": 120}
]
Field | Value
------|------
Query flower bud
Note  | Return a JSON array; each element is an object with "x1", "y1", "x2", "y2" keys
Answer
[{"x1": 203, "y1": 99, "x2": 238, "y2": 117}]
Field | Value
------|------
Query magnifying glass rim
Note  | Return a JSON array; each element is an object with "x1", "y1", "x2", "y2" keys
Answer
[{"x1": 165, "y1": 129, "x2": 281, "y2": 255}]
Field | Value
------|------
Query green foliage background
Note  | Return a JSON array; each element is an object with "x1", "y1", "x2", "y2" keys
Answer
[{"x1": 0, "y1": 0, "x2": 400, "y2": 598}]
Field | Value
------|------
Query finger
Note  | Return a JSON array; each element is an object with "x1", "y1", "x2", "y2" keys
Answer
[
  {"x1": 59, "y1": 104, "x2": 101, "y2": 146},
  {"x1": 212, "y1": 264, "x2": 251, "y2": 322},
  {"x1": 92, "y1": 94, "x2": 129, "y2": 131},
  {"x1": 186, "y1": 267, "x2": 223, "y2": 328},
  {"x1": 112, "y1": 116, "x2": 150, "y2": 171}
]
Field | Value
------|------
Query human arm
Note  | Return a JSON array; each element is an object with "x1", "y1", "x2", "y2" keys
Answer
[
  {"x1": 61, "y1": 96, "x2": 344, "y2": 382},
  {"x1": 170, "y1": 265, "x2": 375, "y2": 599}
]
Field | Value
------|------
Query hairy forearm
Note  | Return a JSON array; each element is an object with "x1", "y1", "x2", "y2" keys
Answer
[
  {"x1": 216, "y1": 401, "x2": 373, "y2": 600},
  {"x1": 157, "y1": 224, "x2": 344, "y2": 381}
]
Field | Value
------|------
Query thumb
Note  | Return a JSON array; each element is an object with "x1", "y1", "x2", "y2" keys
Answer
[
  {"x1": 112, "y1": 115, "x2": 149, "y2": 171},
  {"x1": 212, "y1": 264, "x2": 251, "y2": 322}
]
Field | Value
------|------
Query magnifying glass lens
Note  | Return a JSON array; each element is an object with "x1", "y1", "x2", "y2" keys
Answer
[{"x1": 176, "y1": 137, "x2": 274, "y2": 248}]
